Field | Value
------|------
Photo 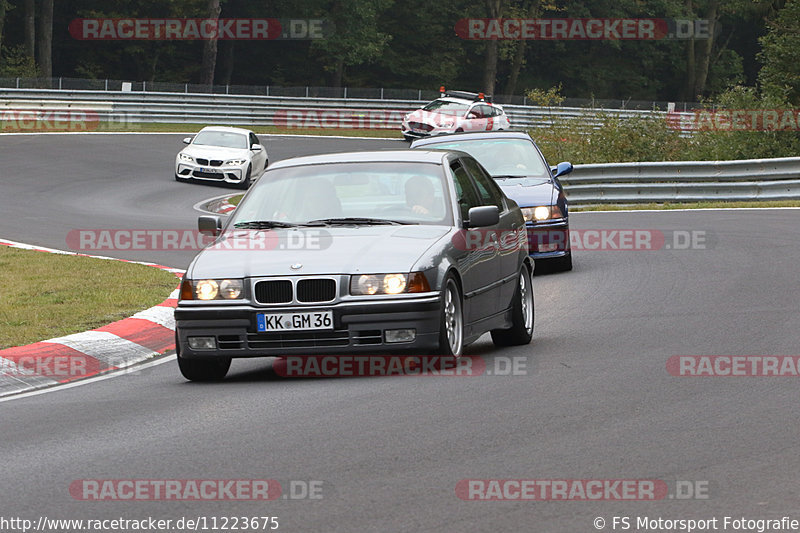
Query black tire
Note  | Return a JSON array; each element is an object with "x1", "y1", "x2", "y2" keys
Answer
[
  {"x1": 455, "y1": 128, "x2": 464, "y2": 133},
  {"x1": 237, "y1": 165, "x2": 252, "y2": 190},
  {"x1": 491, "y1": 265, "x2": 534, "y2": 347},
  {"x1": 176, "y1": 337, "x2": 231, "y2": 381},
  {"x1": 436, "y1": 276, "x2": 464, "y2": 357}
]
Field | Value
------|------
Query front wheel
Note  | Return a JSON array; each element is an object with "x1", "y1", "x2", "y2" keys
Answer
[
  {"x1": 491, "y1": 265, "x2": 534, "y2": 347},
  {"x1": 436, "y1": 276, "x2": 464, "y2": 357},
  {"x1": 237, "y1": 165, "x2": 252, "y2": 190}
]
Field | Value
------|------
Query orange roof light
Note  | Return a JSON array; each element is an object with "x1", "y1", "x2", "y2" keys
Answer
[
  {"x1": 440, "y1": 86, "x2": 446, "y2": 94},
  {"x1": 478, "y1": 92, "x2": 485, "y2": 100}
]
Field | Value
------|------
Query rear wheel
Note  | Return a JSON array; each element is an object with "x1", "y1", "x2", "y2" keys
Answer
[
  {"x1": 436, "y1": 276, "x2": 463, "y2": 357},
  {"x1": 491, "y1": 265, "x2": 534, "y2": 347}
]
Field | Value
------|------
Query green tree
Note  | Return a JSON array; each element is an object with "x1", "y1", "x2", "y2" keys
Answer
[{"x1": 758, "y1": 0, "x2": 800, "y2": 104}]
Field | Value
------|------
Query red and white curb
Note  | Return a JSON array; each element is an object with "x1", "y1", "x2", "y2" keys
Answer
[{"x1": 0, "y1": 238, "x2": 184, "y2": 398}]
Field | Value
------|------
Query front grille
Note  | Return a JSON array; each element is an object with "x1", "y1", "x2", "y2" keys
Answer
[
  {"x1": 408, "y1": 122, "x2": 434, "y2": 132},
  {"x1": 192, "y1": 171, "x2": 224, "y2": 179},
  {"x1": 196, "y1": 158, "x2": 209, "y2": 165},
  {"x1": 217, "y1": 334, "x2": 243, "y2": 350},
  {"x1": 247, "y1": 330, "x2": 350, "y2": 349},
  {"x1": 297, "y1": 279, "x2": 336, "y2": 303},
  {"x1": 255, "y1": 280, "x2": 293, "y2": 304},
  {"x1": 209, "y1": 160, "x2": 223, "y2": 167}
]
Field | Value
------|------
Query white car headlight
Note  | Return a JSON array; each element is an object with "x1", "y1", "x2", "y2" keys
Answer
[
  {"x1": 225, "y1": 159, "x2": 248, "y2": 166},
  {"x1": 350, "y1": 273, "x2": 430, "y2": 295},
  {"x1": 179, "y1": 153, "x2": 194, "y2": 162}
]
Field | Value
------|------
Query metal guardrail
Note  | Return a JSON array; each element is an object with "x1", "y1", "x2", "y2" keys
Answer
[
  {"x1": 0, "y1": 87, "x2": 794, "y2": 205},
  {"x1": 0, "y1": 87, "x2": 674, "y2": 131},
  {"x1": 565, "y1": 157, "x2": 800, "y2": 205}
]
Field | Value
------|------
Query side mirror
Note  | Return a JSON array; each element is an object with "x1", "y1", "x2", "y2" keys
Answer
[
  {"x1": 467, "y1": 205, "x2": 500, "y2": 228},
  {"x1": 182, "y1": 137, "x2": 192, "y2": 144},
  {"x1": 198, "y1": 215, "x2": 223, "y2": 237},
  {"x1": 251, "y1": 144, "x2": 263, "y2": 152},
  {"x1": 551, "y1": 161, "x2": 573, "y2": 178}
]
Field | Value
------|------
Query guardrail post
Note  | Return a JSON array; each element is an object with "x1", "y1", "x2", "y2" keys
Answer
[
  {"x1": 343, "y1": 87, "x2": 347, "y2": 99},
  {"x1": 105, "y1": 79, "x2": 108, "y2": 91},
  {"x1": 380, "y1": 88, "x2": 384, "y2": 99},
  {"x1": 418, "y1": 90, "x2": 421, "y2": 100},
  {"x1": 59, "y1": 77, "x2": 62, "y2": 90},
  {"x1": 266, "y1": 85, "x2": 269, "y2": 96},
  {"x1": 185, "y1": 83, "x2": 188, "y2": 93},
  {"x1": 143, "y1": 81, "x2": 147, "y2": 92},
  {"x1": 305, "y1": 86, "x2": 309, "y2": 97},
  {"x1": 15, "y1": 77, "x2": 19, "y2": 88},
  {"x1": 226, "y1": 84, "x2": 229, "y2": 94}
]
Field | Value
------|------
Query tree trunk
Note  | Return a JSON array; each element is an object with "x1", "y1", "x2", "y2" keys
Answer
[
  {"x1": 333, "y1": 57, "x2": 344, "y2": 88},
  {"x1": 693, "y1": 0, "x2": 719, "y2": 97},
  {"x1": 482, "y1": 0, "x2": 504, "y2": 95},
  {"x1": 24, "y1": 0, "x2": 35, "y2": 59},
  {"x1": 200, "y1": 0, "x2": 221, "y2": 87},
  {"x1": 36, "y1": 0, "x2": 53, "y2": 79},
  {"x1": 683, "y1": 0, "x2": 696, "y2": 100},
  {"x1": 0, "y1": 0, "x2": 6, "y2": 52}
]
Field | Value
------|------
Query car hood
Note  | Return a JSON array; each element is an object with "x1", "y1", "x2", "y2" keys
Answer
[
  {"x1": 404, "y1": 109, "x2": 460, "y2": 124},
  {"x1": 495, "y1": 177, "x2": 555, "y2": 207},
  {"x1": 181, "y1": 145, "x2": 250, "y2": 159},
  {"x1": 188, "y1": 225, "x2": 452, "y2": 279}
]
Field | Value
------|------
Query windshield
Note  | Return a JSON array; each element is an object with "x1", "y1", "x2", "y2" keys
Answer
[
  {"x1": 231, "y1": 162, "x2": 453, "y2": 226},
  {"x1": 192, "y1": 131, "x2": 249, "y2": 149},
  {"x1": 424, "y1": 138, "x2": 549, "y2": 178},
  {"x1": 422, "y1": 100, "x2": 469, "y2": 116}
]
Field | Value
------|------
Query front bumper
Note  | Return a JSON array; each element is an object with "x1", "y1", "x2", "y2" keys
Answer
[
  {"x1": 527, "y1": 218, "x2": 570, "y2": 258},
  {"x1": 175, "y1": 160, "x2": 247, "y2": 184},
  {"x1": 175, "y1": 296, "x2": 442, "y2": 358}
]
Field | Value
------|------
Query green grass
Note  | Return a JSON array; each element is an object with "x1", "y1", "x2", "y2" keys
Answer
[
  {"x1": 0, "y1": 247, "x2": 179, "y2": 349},
  {"x1": 572, "y1": 200, "x2": 800, "y2": 211},
  {"x1": 228, "y1": 194, "x2": 243, "y2": 207}
]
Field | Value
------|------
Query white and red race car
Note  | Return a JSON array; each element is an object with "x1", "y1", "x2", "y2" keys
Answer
[{"x1": 401, "y1": 88, "x2": 512, "y2": 141}]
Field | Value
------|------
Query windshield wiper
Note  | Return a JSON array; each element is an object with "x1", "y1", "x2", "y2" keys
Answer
[
  {"x1": 305, "y1": 217, "x2": 409, "y2": 226},
  {"x1": 233, "y1": 220, "x2": 298, "y2": 229}
]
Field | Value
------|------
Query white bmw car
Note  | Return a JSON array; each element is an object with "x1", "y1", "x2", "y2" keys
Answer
[{"x1": 175, "y1": 126, "x2": 268, "y2": 189}]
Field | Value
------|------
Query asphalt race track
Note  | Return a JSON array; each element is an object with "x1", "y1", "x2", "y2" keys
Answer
[{"x1": 1, "y1": 133, "x2": 800, "y2": 532}]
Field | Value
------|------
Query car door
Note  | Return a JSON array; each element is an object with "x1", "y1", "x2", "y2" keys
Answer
[
  {"x1": 449, "y1": 159, "x2": 499, "y2": 325},
  {"x1": 464, "y1": 104, "x2": 489, "y2": 132},
  {"x1": 462, "y1": 156, "x2": 522, "y2": 310},
  {"x1": 249, "y1": 132, "x2": 267, "y2": 172}
]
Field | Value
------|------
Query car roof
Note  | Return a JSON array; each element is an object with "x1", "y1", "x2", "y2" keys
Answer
[
  {"x1": 267, "y1": 149, "x2": 459, "y2": 170},
  {"x1": 197, "y1": 126, "x2": 253, "y2": 135},
  {"x1": 410, "y1": 130, "x2": 534, "y2": 147}
]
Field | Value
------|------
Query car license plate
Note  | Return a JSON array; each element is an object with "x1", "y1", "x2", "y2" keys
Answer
[
  {"x1": 257, "y1": 311, "x2": 333, "y2": 332},
  {"x1": 200, "y1": 168, "x2": 220, "y2": 174}
]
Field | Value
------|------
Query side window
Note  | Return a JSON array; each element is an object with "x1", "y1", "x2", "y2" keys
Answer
[
  {"x1": 478, "y1": 105, "x2": 494, "y2": 118},
  {"x1": 490, "y1": 106, "x2": 502, "y2": 117},
  {"x1": 462, "y1": 158, "x2": 504, "y2": 210},
  {"x1": 467, "y1": 105, "x2": 483, "y2": 119},
  {"x1": 450, "y1": 162, "x2": 480, "y2": 222}
]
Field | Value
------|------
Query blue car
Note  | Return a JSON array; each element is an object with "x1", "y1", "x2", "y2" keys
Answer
[{"x1": 410, "y1": 131, "x2": 573, "y2": 271}]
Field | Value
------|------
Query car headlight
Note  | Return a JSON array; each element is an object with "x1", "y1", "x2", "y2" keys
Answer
[
  {"x1": 180, "y1": 278, "x2": 245, "y2": 300},
  {"x1": 521, "y1": 205, "x2": 564, "y2": 222},
  {"x1": 179, "y1": 153, "x2": 194, "y2": 162},
  {"x1": 350, "y1": 273, "x2": 430, "y2": 295},
  {"x1": 225, "y1": 159, "x2": 247, "y2": 166}
]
